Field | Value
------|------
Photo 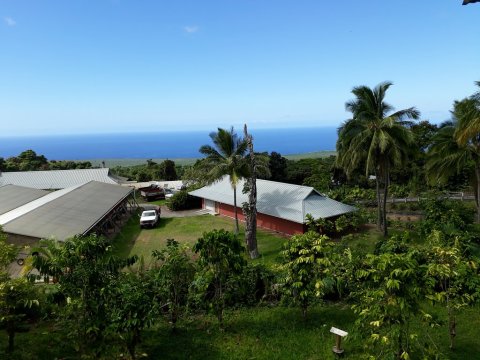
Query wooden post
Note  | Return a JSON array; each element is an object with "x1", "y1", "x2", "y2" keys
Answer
[{"x1": 330, "y1": 327, "x2": 348, "y2": 355}]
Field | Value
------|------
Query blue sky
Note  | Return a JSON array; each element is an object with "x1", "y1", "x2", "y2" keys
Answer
[{"x1": 0, "y1": 0, "x2": 479, "y2": 136}]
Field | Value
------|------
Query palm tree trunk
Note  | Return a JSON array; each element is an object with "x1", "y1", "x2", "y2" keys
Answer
[
  {"x1": 476, "y1": 163, "x2": 480, "y2": 223},
  {"x1": 7, "y1": 321, "x2": 15, "y2": 353},
  {"x1": 382, "y1": 174, "x2": 388, "y2": 237},
  {"x1": 375, "y1": 169, "x2": 382, "y2": 232},
  {"x1": 243, "y1": 124, "x2": 259, "y2": 259},
  {"x1": 233, "y1": 185, "x2": 239, "y2": 235},
  {"x1": 382, "y1": 165, "x2": 389, "y2": 237}
]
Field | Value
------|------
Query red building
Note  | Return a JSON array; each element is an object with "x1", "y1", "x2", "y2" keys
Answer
[{"x1": 189, "y1": 177, "x2": 356, "y2": 236}]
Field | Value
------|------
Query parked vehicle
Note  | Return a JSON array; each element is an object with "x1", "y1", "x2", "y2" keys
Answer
[
  {"x1": 138, "y1": 184, "x2": 165, "y2": 201},
  {"x1": 140, "y1": 209, "x2": 160, "y2": 228},
  {"x1": 165, "y1": 188, "x2": 175, "y2": 199}
]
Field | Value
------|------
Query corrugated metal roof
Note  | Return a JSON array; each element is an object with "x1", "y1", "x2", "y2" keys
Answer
[
  {"x1": 0, "y1": 168, "x2": 119, "y2": 189},
  {"x1": 0, "y1": 184, "x2": 84, "y2": 225},
  {"x1": 2, "y1": 181, "x2": 132, "y2": 241},
  {"x1": 189, "y1": 176, "x2": 355, "y2": 223},
  {"x1": 304, "y1": 193, "x2": 357, "y2": 219},
  {"x1": 0, "y1": 185, "x2": 50, "y2": 215}
]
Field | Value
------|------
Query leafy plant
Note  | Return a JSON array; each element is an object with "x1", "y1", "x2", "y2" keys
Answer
[
  {"x1": 192, "y1": 229, "x2": 246, "y2": 327},
  {"x1": 351, "y1": 250, "x2": 425, "y2": 359},
  {"x1": 166, "y1": 190, "x2": 200, "y2": 211},
  {"x1": 108, "y1": 271, "x2": 158, "y2": 360},
  {"x1": 31, "y1": 235, "x2": 137, "y2": 356},
  {"x1": 0, "y1": 277, "x2": 40, "y2": 353},
  {"x1": 424, "y1": 230, "x2": 478, "y2": 350},
  {"x1": 281, "y1": 232, "x2": 334, "y2": 320},
  {"x1": 151, "y1": 239, "x2": 195, "y2": 329}
]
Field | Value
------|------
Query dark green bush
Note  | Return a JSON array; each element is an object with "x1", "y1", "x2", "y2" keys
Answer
[
  {"x1": 167, "y1": 190, "x2": 201, "y2": 211},
  {"x1": 228, "y1": 263, "x2": 278, "y2": 307}
]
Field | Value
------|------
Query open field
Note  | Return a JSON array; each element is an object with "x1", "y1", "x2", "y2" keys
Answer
[
  {"x1": 284, "y1": 150, "x2": 336, "y2": 160},
  {"x1": 113, "y1": 214, "x2": 287, "y2": 265}
]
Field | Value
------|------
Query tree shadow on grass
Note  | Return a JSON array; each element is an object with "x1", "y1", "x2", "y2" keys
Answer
[
  {"x1": 156, "y1": 217, "x2": 174, "y2": 229},
  {"x1": 112, "y1": 217, "x2": 142, "y2": 257},
  {"x1": 220, "y1": 305, "x2": 362, "y2": 359},
  {"x1": 141, "y1": 325, "x2": 220, "y2": 360}
]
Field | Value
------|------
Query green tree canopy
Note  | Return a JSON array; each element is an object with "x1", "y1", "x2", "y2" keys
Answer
[
  {"x1": 199, "y1": 127, "x2": 249, "y2": 235},
  {"x1": 336, "y1": 81, "x2": 419, "y2": 236}
]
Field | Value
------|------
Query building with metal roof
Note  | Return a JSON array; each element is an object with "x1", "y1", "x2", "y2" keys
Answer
[
  {"x1": 0, "y1": 168, "x2": 120, "y2": 189},
  {"x1": 0, "y1": 181, "x2": 137, "y2": 245},
  {"x1": 0, "y1": 185, "x2": 49, "y2": 215},
  {"x1": 189, "y1": 176, "x2": 356, "y2": 235}
]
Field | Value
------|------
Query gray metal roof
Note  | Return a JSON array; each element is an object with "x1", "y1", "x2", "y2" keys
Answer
[
  {"x1": 0, "y1": 168, "x2": 119, "y2": 189},
  {"x1": 189, "y1": 176, "x2": 356, "y2": 224},
  {"x1": 0, "y1": 185, "x2": 50, "y2": 215},
  {"x1": 1, "y1": 181, "x2": 132, "y2": 241}
]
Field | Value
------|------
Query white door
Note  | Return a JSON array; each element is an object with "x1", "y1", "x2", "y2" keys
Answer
[{"x1": 205, "y1": 199, "x2": 216, "y2": 213}]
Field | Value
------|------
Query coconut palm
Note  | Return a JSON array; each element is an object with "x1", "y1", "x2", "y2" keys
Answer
[
  {"x1": 336, "y1": 82, "x2": 419, "y2": 236},
  {"x1": 200, "y1": 127, "x2": 249, "y2": 235},
  {"x1": 427, "y1": 94, "x2": 480, "y2": 221},
  {"x1": 453, "y1": 82, "x2": 480, "y2": 145}
]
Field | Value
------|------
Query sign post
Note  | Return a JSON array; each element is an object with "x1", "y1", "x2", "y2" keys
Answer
[{"x1": 330, "y1": 327, "x2": 348, "y2": 355}]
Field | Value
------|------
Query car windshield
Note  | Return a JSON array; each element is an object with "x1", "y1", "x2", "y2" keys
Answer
[{"x1": 143, "y1": 211, "x2": 156, "y2": 216}]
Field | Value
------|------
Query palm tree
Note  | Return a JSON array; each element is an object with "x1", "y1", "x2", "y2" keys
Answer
[
  {"x1": 462, "y1": 0, "x2": 480, "y2": 5},
  {"x1": 336, "y1": 82, "x2": 419, "y2": 236},
  {"x1": 200, "y1": 127, "x2": 249, "y2": 235},
  {"x1": 427, "y1": 93, "x2": 480, "y2": 222},
  {"x1": 453, "y1": 82, "x2": 480, "y2": 145}
]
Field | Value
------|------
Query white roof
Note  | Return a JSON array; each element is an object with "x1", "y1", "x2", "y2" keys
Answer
[
  {"x1": 0, "y1": 168, "x2": 118, "y2": 189},
  {"x1": 189, "y1": 176, "x2": 356, "y2": 224}
]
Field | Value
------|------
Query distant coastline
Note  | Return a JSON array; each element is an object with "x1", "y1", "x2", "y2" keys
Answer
[
  {"x1": 0, "y1": 127, "x2": 338, "y2": 161},
  {"x1": 80, "y1": 150, "x2": 337, "y2": 167}
]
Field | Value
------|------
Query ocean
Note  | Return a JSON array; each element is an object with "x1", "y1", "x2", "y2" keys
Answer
[{"x1": 0, "y1": 127, "x2": 338, "y2": 160}]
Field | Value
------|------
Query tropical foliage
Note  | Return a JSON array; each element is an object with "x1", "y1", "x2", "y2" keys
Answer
[
  {"x1": 427, "y1": 83, "x2": 480, "y2": 221},
  {"x1": 281, "y1": 232, "x2": 334, "y2": 319},
  {"x1": 192, "y1": 229, "x2": 246, "y2": 327},
  {"x1": 336, "y1": 81, "x2": 420, "y2": 236},
  {"x1": 199, "y1": 127, "x2": 249, "y2": 235}
]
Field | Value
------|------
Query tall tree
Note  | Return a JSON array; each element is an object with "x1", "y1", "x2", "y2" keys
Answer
[
  {"x1": 241, "y1": 125, "x2": 269, "y2": 259},
  {"x1": 0, "y1": 228, "x2": 39, "y2": 353},
  {"x1": 242, "y1": 124, "x2": 259, "y2": 259},
  {"x1": 158, "y1": 159, "x2": 177, "y2": 180},
  {"x1": 336, "y1": 82, "x2": 419, "y2": 236},
  {"x1": 268, "y1": 151, "x2": 287, "y2": 182},
  {"x1": 31, "y1": 235, "x2": 137, "y2": 357},
  {"x1": 199, "y1": 127, "x2": 249, "y2": 235},
  {"x1": 427, "y1": 87, "x2": 480, "y2": 221},
  {"x1": 192, "y1": 229, "x2": 246, "y2": 328}
]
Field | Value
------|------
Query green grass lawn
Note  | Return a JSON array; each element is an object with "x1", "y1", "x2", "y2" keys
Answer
[
  {"x1": 113, "y1": 214, "x2": 287, "y2": 265},
  {"x1": 3, "y1": 303, "x2": 479, "y2": 359}
]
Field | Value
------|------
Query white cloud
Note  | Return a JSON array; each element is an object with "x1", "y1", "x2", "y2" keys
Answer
[
  {"x1": 184, "y1": 25, "x2": 199, "y2": 33},
  {"x1": 4, "y1": 17, "x2": 16, "y2": 26}
]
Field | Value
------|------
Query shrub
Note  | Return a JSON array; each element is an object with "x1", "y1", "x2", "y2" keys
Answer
[
  {"x1": 167, "y1": 190, "x2": 201, "y2": 211},
  {"x1": 228, "y1": 263, "x2": 278, "y2": 307},
  {"x1": 191, "y1": 229, "x2": 246, "y2": 327}
]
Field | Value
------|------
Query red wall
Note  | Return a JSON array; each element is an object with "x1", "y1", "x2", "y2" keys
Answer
[{"x1": 216, "y1": 202, "x2": 304, "y2": 236}]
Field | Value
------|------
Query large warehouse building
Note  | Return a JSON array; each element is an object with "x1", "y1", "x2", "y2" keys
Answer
[
  {"x1": 0, "y1": 168, "x2": 123, "y2": 189},
  {"x1": 0, "y1": 181, "x2": 137, "y2": 246}
]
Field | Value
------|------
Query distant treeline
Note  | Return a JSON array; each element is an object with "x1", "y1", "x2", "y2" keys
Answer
[{"x1": 0, "y1": 150, "x2": 92, "y2": 171}]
